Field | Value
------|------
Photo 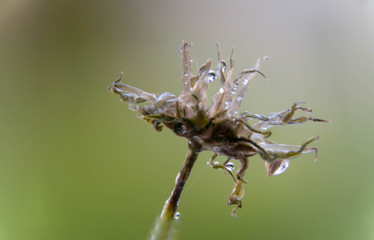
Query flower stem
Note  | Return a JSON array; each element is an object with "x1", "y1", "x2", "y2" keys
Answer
[{"x1": 150, "y1": 139, "x2": 202, "y2": 240}]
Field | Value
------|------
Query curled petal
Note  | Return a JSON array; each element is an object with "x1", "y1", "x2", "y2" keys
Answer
[
  {"x1": 108, "y1": 72, "x2": 156, "y2": 102},
  {"x1": 258, "y1": 136, "x2": 319, "y2": 162},
  {"x1": 228, "y1": 181, "x2": 245, "y2": 217}
]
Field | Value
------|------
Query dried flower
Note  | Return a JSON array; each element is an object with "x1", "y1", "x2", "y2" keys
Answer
[{"x1": 108, "y1": 41, "x2": 328, "y2": 218}]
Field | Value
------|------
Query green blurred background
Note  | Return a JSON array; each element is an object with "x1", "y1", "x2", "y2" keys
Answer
[{"x1": 1, "y1": 0, "x2": 373, "y2": 239}]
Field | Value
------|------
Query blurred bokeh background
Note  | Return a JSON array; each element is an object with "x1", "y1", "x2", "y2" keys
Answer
[{"x1": 1, "y1": 0, "x2": 374, "y2": 239}]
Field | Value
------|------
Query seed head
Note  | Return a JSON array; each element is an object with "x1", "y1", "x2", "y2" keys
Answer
[{"x1": 108, "y1": 41, "x2": 329, "y2": 216}]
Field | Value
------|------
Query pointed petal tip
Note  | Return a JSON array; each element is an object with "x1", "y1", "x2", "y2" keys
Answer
[{"x1": 114, "y1": 72, "x2": 123, "y2": 84}]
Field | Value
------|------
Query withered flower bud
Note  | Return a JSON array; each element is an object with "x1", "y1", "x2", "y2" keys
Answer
[{"x1": 108, "y1": 41, "x2": 329, "y2": 218}]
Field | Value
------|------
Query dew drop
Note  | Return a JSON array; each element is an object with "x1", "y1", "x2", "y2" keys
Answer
[
  {"x1": 231, "y1": 83, "x2": 239, "y2": 95},
  {"x1": 219, "y1": 88, "x2": 224, "y2": 93},
  {"x1": 242, "y1": 79, "x2": 249, "y2": 85},
  {"x1": 175, "y1": 172, "x2": 180, "y2": 184},
  {"x1": 173, "y1": 123, "x2": 187, "y2": 135},
  {"x1": 174, "y1": 212, "x2": 181, "y2": 220},
  {"x1": 236, "y1": 97, "x2": 243, "y2": 102},
  {"x1": 213, "y1": 161, "x2": 220, "y2": 167},
  {"x1": 221, "y1": 61, "x2": 226, "y2": 72},
  {"x1": 207, "y1": 71, "x2": 217, "y2": 83},
  {"x1": 230, "y1": 85, "x2": 238, "y2": 95},
  {"x1": 225, "y1": 162, "x2": 234, "y2": 171},
  {"x1": 273, "y1": 160, "x2": 289, "y2": 176}
]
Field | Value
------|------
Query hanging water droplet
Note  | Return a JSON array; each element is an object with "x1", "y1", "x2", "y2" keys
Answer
[
  {"x1": 207, "y1": 71, "x2": 217, "y2": 83},
  {"x1": 236, "y1": 97, "x2": 243, "y2": 102},
  {"x1": 174, "y1": 212, "x2": 181, "y2": 220},
  {"x1": 225, "y1": 162, "x2": 234, "y2": 171},
  {"x1": 242, "y1": 79, "x2": 249, "y2": 85},
  {"x1": 273, "y1": 160, "x2": 289, "y2": 176},
  {"x1": 219, "y1": 88, "x2": 224, "y2": 93}
]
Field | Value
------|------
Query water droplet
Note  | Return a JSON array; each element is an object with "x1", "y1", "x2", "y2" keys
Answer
[
  {"x1": 175, "y1": 172, "x2": 180, "y2": 184},
  {"x1": 242, "y1": 79, "x2": 249, "y2": 85},
  {"x1": 207, "y1": 71, "x2": 217, "y2": 83},
  {"x1": 174, "y1": 212, "x2": 181, "y2": 220},
  {"x1": 221, "y1": 61, "x2": 226, "y2": 72},
  {"x1": 236, "y1": 97, "x2": 243, "y2": 102},
  {"x1": 173, "y1": 123, "x2": 187, "y2": 135},
  {"x1": 225, "y1": 162, "x2": 234, "y2": 171},
  {"x1": 230, "y1": 85, "x2": 237, "y2": 95},
  {"x1": 219, "y1": 88, "x2": 224, "y2": 93},
  {"x1": 273, "y1": 160, "x2": 289, "y2": 176},
  {"x1": 223, "y1": 101, "x2": 230, "y2": 110},
  {"x1": 231, "y1": 82, "x2": 239, "y2": 95}
]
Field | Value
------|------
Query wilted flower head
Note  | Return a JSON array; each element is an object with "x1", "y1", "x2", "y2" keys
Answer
[{"x1": 108, "y1": 41, "x2": 328, "y2": 216}]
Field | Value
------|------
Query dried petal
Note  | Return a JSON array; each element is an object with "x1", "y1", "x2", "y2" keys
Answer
[{"x1": 109, "y1": 41, "x2": 328, "y2": 217}]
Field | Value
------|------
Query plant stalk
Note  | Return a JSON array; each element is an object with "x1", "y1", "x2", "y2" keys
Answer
[{"x1": 150, "y1": 139, "x2": 202, "y2": 240}]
